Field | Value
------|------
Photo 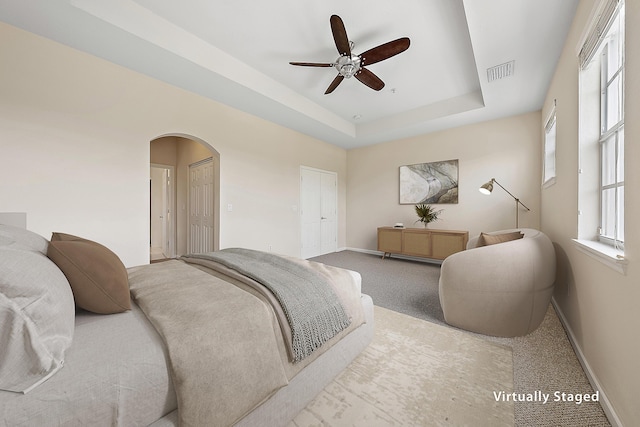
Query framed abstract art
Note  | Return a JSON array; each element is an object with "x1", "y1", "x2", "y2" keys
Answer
[{"x1": 399, "y1": 159, "x2": 459, "y2": 204}]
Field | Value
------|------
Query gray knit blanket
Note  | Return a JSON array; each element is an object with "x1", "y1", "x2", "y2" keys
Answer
[{"x1": 182, "y1": 248, "x2": 351, "y2": 362}]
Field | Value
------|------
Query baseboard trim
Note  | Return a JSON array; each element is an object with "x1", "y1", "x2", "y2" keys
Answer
[
  {"x1": 340, "y1": 247, "x2": 378, "y2": 256},
  {"x1": 341, "y1": 247, "x2": 443, "y2": 265},
  {"x1": 551, "y1": 297, "x2": 622, "y2": 427}
]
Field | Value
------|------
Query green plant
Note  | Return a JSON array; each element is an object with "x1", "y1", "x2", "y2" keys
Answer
[{"x1": 414, "y1": 204, "x2": 443, "y2": 226}]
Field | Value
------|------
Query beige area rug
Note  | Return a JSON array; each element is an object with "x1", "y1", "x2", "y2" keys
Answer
[{"x1": 290, "y1": 306, "x2": 514, "y2": 426}]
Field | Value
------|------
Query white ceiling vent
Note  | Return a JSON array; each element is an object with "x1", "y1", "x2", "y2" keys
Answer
[{"x1": 487, "y1": 61, "x2": 515, "y2": 82}]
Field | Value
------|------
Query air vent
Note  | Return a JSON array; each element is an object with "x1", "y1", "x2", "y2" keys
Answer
[{"x1": 487, "y1": 61, "x2": 515, "y2": 82}]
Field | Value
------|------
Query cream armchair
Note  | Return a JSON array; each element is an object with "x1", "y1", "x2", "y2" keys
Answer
[{"x1": 438, "y1": 229, "x2": 556, "y2": 337}]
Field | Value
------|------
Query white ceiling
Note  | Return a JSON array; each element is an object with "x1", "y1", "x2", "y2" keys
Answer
[{"x1": 0, "y1": 0, "x2": 578, "y2": 149}]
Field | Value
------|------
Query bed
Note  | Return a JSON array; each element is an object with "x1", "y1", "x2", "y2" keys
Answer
[{"x1": 0, "y1": 222, "x2": 374, "y2": 426}]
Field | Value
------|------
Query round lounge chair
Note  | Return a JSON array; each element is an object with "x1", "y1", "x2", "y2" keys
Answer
[{"x1": 439, "y1": 228, "x2": 556, "y2": 337}]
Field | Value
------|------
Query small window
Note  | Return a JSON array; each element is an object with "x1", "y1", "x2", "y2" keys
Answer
[{"x1": 543, "y1": 106, "x2": 556, "y2": 188}]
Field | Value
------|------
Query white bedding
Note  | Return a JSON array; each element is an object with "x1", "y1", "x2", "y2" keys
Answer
[
  {"x1": 0, "y1": 304, "x2": 177, "y2": 426},
  {"x1": 0, "y1": 259, "x2": 369, "y2": 426},
  {"x1": 0, "y1": 222, "x2": 373, "y2": 426}
]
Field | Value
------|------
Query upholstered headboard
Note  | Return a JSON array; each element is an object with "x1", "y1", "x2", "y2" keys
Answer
[{"x1": 0, "y1": 212, "x2": 27, "y2": 229}]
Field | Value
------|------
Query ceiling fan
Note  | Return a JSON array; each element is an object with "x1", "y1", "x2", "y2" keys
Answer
[{"x1": 289, "y1": 15, "x2": 410, "y2": 94}]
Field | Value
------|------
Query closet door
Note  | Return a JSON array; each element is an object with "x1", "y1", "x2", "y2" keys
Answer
[
  {"x1": 300, "y1": 167, "x2": 337, "y2": 259},
  {"x1": 189, "y1": 158, "x2": 215, "y2": 253}
]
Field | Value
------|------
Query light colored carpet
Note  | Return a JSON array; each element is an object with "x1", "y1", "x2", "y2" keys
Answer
[
  {"x1": 310, "y1": 250, "x2": 610, "y2": 426},
  {"x1": 289, "y1": 306, "x2": 514, "y2": 427}
]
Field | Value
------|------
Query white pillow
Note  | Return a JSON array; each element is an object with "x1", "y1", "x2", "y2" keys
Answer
[
  {"x1": 0, "y1": 229, "x2": 75, "y2": 393},
  {"x1": 0, "y1": 224, "x2": 48, "y2": 254}
]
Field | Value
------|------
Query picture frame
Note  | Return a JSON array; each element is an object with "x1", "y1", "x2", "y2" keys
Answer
[{"x1": 399, "y1": 159, "x2": 459, "y2": 204}]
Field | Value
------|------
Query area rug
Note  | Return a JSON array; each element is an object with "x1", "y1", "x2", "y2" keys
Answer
[{"x1": 289, "y1": 306, "x2": 514, "y2": 426}]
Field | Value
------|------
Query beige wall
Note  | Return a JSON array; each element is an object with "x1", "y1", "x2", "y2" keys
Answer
[
  {"x1": 0, "y1": 22, "x2": 347, "y2": 266},
  {"x1": 540, "y1": 1, "x2": 640, "y2": 425},
  {"x1": 150, "y1": 137, "x2": 179, "y2": 166},
  {"x1": 346, "y1": 111, "x2": 542, "y2": 251}
]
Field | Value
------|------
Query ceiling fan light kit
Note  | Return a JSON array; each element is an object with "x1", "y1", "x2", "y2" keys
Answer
[
  {"x1": 335, "y1": 54, "x2": 361, "y2": 79},
  {"x1": 289, "y1": 15, "x2": 410, "y2": 94}
]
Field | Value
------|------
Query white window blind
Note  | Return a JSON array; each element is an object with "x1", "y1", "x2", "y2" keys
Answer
[
  {"x1": 579, "y1": 0, "x2": 621, "y2": 69},
  {"x1": 543, "y1": 103, "x2": 557, "y2": 187}
]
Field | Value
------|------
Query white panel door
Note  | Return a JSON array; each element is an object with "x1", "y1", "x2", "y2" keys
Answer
[
  {"x1": 320, "y1": 172, "x2": 337, "y2": 254},
  {"x1": 189, "y1": 158, "x2": 215, "y2": 253},
  {"x1": 301, "y1": 168, "x2": 321, "y2": 259},
  {"x1": 150, "y1": 167, "x2": 164, "y2": 250},
  {"x1": 161, "y1": 167, "x2": 174, "y2": 257},
  {"x1": 150, "y1": 164, "x2": 175, "y2": 259},
  {"x1": 300, "y1": 167, "x2": 337, "y2": 259}
]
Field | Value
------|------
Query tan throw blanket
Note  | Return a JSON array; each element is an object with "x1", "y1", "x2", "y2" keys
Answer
[
  {"x1": 182, "y1": 248, "x2": 351, "y2": 362},
  {"x1": 128, "y1": 260, "x2": 288, "y2": 427}
]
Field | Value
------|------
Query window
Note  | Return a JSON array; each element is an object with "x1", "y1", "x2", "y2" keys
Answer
[
  {"x1": 598, "y1": 7, "x2": 624, "y2": 248},
  {"x1": 576, "y1": 0, "x2": 627, "y2": 273},
  {"x1": 578, "y1": 0, "x2": 625, "y2": 252},
  {"x1": 543, "y1": 104, "x2": 556, "y2": 188}
]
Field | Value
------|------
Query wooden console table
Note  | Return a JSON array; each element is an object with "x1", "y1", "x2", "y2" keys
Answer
[{"x1": 377, "y1": 227, "x2": 469, "y2": 260}]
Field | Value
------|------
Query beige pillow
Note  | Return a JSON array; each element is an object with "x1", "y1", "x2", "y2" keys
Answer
[
  {"x1": 47, "y1": 233, "x2": 131, "y2": 314},
  {"x1": 477, "y1": 231, "x2": 524, "y2": 247}
]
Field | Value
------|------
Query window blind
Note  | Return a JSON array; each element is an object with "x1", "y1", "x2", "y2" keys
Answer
[{"x1": 579, "y1": 0, "x2": 621, "y2": 68}]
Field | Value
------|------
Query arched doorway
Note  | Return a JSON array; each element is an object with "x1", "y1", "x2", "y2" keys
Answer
[{"x1": 149, "y1": 134, "x2": 220, "y2": 261}]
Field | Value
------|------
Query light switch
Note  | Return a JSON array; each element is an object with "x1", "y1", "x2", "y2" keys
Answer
[{"x1": 227, "y1": 203, "x2": 233, "y2": 212}]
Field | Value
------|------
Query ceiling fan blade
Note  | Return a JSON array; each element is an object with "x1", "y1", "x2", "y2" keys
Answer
[
  {"x1": 330, "y1": 15, "x2": 351, "y2": 56},
  {"x1": 355, "y1": 68, "x2": 385, "y2": 91},
  {"x1": 325, "y1": 74, "x2": 344, "y2": 94},
  {"x1": 359, "y1": 37, "x2": 411, "y2": 66},
  {"x1": 289, "y1": 62, "x2": 334, "y2": 67}
]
